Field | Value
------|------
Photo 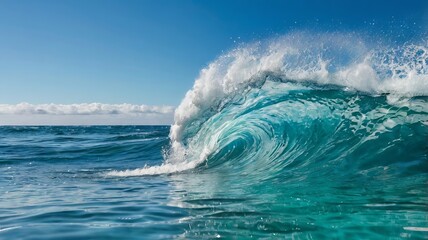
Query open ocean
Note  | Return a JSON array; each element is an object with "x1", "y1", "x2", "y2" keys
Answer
[{"x1": 1, "y1": 33, "x2": 428, "y2": 239}]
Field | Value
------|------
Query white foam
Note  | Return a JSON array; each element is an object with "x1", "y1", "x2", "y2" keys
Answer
[
  {"x1": 106, "y1": 140, "x2": 213, "y2": 177},
  {"x1": 106, "y1": 162, "x2": 198, "y2": 177},
  {"x1": 403, "y1": 227, "x2": 428, "y2": 232}
]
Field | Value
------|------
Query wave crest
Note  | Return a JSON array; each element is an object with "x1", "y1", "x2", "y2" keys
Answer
[{"x1": 108, "y1": 32, "x2": 428, "y2": 177}]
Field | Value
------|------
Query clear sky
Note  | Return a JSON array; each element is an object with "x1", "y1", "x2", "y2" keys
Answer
[{"x1": 0, "y1": 0, "x2": 427, "y2": 124}]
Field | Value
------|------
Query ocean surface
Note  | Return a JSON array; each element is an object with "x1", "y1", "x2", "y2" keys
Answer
[{"x1": 1, "y1": 33, "x2": 428, "y2": 239}]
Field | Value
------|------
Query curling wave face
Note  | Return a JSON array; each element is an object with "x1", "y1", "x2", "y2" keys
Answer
[{"x1": 107, "y1": 32, "x2": 428, "y2": 177}]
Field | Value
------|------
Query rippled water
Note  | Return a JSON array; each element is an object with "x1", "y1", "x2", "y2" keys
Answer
[
  {"x1": 0, "y1": 125, "x2": 427, "y2": 239},
  {"x1": 0, "y1": 126, "x2": 186, "y2": 239}
]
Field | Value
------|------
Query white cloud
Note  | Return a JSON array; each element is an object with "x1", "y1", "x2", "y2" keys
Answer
[{"x1": 0, "y1": 103, "x2": 175, "y2": 125}]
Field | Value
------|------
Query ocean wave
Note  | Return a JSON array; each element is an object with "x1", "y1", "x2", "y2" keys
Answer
[{"x1": 107, "y1": 32, "x2": 428, "y2": 177}]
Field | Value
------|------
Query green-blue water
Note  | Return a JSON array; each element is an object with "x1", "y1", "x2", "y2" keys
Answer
[{"x1": 1, "y1": 92, "x2": 427, "y2": 239}]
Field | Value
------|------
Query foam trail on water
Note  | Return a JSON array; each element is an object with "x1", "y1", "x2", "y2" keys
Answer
[
  {"x1": 106, "y1": 162, "x2": 197, "y2": 177},
  {"x1": 106, "y1": 140, "x2": 213, "y2": 176},
  {"x1": 107, "y1": 32, "x2": 428, "y2": 177}
]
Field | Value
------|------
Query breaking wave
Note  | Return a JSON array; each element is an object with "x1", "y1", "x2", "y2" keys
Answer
[{"x1": 107, "y1": 32, "x2": 428, "y2": 177}]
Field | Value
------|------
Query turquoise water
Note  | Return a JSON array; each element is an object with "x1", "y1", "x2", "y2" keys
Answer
[{"x1": 1, "y1": 90, "x2": 427, "y2": 239}]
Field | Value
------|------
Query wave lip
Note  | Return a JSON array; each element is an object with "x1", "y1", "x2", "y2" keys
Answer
[{"x1": 172, "y1": 33, "x2": 427, "y2": 148}]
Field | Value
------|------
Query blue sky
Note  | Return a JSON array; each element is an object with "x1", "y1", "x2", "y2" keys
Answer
[{"x1": 0, "y1": 0, "x2": 427, "y2": 124}]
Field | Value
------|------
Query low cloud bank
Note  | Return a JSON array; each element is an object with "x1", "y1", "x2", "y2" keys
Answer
[
  {"x1": 0, "y1": 103, "x2": 174, "y2": 115},
  {"x1": 0, "y1": 103, "x2": 175, "y2": 125}
]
